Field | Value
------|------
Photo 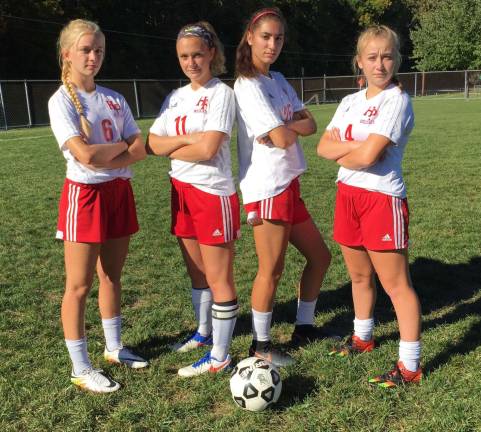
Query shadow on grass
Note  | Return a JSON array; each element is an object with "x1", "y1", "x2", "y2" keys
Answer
[
  {"x1": 139, "y1": 256, "x2": 481, "y2": 368},
  {"x1": 272, "y1": 374, "x2": 318, "y2": 411}
]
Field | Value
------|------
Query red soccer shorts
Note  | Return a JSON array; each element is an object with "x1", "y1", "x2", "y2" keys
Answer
[
  {"x1": 333, "y1": 182, "x2": 409, "y2": 250},
  {"x1": 56, "y1": 178, "x2": 139, "y2": 243},
  {"x1": 170, "y1": 177, "x2": 240, "y2": 245},
  {"x1": 244, "y1": 177, "x2": 311, "y2": 225}
]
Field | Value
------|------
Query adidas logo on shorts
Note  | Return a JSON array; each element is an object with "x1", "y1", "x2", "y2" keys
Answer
[
  {"x1": 382, "y1": 233, "x2": 392, "y2": 242},
  {"x1": 212, "y1": 229, "x2": 223, "y2": 237}
]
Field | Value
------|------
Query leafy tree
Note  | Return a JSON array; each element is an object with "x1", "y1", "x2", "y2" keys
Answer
[{"x1": 411, "y1": 0, "x2": 481, "y2": 71}]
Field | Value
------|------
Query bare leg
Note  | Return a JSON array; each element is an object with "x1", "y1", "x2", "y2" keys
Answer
[
  {"x1": 289, "y1": 218, "x2": 331, "y2": 301},
  {"x1": 97, "y1": 236, "x2": 130, "y2": 319},
  {"x1": 368, "y1": 249, "x2": 421, "y2": 342},
  {"x1": 177, "y1": 237, "x2": 207, "y2": 287},
  {"x1": 340, "y1": 245, "x2": 376, "y2": 319},
  {"x1": 251, "y1": 220, "x2": 291, "y2": 312},
  {"x1": 62, "y1": 241, "x2": 100, "y2": 339}
]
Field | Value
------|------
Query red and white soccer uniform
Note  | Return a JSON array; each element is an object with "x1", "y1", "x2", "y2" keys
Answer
[
  {"x1": 149, "y1": 78, "x2": 240, "y2": 245},
  {"x1": 48, "y1": 85, "x2": 141, "y2": 242},
  {"x1": 235, "y1": 71, "x2": 308, "y2": 222},
  {"x1": 326, "y1": 83, "x2": 414, "y2": 250}
]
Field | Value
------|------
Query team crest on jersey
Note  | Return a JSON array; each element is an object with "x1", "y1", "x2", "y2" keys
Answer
[
  {"x1": 360, "y1": 106, "x2": 378, "y2": 124},
  {"x1": 194, "y1": 96, "x2": 209, "y2": 113},
  {"x1": 105, "y1": 99, "x2": 121, "y2": 112}
]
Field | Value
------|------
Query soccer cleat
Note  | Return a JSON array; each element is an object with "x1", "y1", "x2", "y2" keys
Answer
[
  {"x1": 291, "y1": 324, "x2": 341, "y2": 346},
  {"x1": 369, "y1": 361, "x2": 423, "y2": 388},
  {"x1": 70, "y1": 368, "x2": 120, "y2": 393},
  {"x1": 104, "y1": 346, "x2": 148, "y2": 369},
  {"x1": 249, "y1": 340, "x2": 294, "y2": 367},
  {"x1": 328, "y1": 334, "x2": 375, "y2": 357},
  {"x1": 177, "y1": 351, "x2": 232, "y2": 377},
  {"x1": 171, "y1": 331, "x2": 213, "y2": 353}
]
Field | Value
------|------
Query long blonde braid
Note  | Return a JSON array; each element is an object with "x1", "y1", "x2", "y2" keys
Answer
[
  {"x1": 61, "y1": 60, "x2": 92, "y2": 138},
  {"x1": 57, "y1": 19, "x2": 104, "y2": 139}
]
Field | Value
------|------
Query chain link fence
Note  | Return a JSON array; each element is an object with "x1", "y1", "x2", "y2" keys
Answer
[{"x1": 1, "y1": 70, "x2": 480, "y2": 130}]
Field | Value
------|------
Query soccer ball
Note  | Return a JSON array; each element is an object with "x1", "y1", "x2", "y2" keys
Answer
[{"x1": 229, "y1": 357, "x2": 282, "y2": 412}]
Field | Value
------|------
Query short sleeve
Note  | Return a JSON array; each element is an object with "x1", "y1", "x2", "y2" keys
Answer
[
  {"x1": 48, "y1": 91, "x2": 82, "y2": 150},
  {"x1": 204, "y1": 84, "x2": 235, "y2": 137},
  {"x1": 325, "y1": 95, "x2": 352, "y2": 131},
  {"x1": 120, "y1": 97, "x2": 141, "y2": 139},
  {"x1": 282, "y1": 75, "x2": 304, "y2": 112},
  {"x1": 234, "y1": 77, "x2": 284, "y2": 139},
  {"x1": 149, "y1": 94, "x2": 172, "y2": 136},
  {"x1": 370, "y1": 93, "x2": 413, "y2": 145}
]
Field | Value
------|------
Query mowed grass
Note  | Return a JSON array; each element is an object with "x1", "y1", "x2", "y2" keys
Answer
[{"x1": 1, "y1": 98, "x2": 481, "y2": 432}]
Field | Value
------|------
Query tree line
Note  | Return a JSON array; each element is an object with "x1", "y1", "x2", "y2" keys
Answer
[{"x1": 1, "y1": 0, "x2": 480, "y2": 80}]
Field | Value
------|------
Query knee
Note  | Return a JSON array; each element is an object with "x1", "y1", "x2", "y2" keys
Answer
[
  {"x1": 383, "y1": 282, "x2": 413, "y2": 302},
  {"x1": 350, "y1": 272, "x2": 374, "y2": 289},
  {"x1": 65, "y1": 283, "x2": 92, "y2": 301}
]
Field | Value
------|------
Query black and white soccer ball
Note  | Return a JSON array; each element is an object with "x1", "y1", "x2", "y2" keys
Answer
[{"x1": 229, "y1": 357, "x2": 282, "y2": 412}]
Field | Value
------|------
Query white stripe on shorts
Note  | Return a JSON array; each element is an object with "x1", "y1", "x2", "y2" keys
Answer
[
  {"x1": 220, "y1": 196, "x2": 233, "y2": 242},
  {"x1": 66, "y1": 183, "x2": 80, "y2": 242},
  {"x1": 392, "y1": 196, "x2": 404, "y2": 249},
  {"x1": 260, "y1": 197, "x2": 273, "y2": 219}
]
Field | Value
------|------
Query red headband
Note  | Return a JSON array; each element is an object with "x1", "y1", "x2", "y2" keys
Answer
[{"x1": 250, "y1": 9, "x2": 281, "y2": 27}]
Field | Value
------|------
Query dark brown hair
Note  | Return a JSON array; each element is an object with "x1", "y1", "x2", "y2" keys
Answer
[{"x1": 235, "y1": 7, "x2": 286, "y2": 78}]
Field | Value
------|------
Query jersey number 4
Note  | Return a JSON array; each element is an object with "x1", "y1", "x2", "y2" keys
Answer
[
  {"x1": 345, "y1": 124, "x2": 354, "y2": 141},
  {"x1": 175, "y1": 115, "x2": 187, "y2": 135}
]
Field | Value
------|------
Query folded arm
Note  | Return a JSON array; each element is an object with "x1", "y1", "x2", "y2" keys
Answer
[
  {"x1": 317, "y1": 128, "x2": 361, "y2": 160},
  {"x1": 65, "y1": 136, "x2": 128, "y2": 165},
  {"x1": 89, "y1": 133, "x2": 146, "y2": 169},
  {"x1": 336, "y1": 133, "x2": 391, "y2": 170},
  {"x1": 168, "y1": 131, "x2": 226, "y2": 162},
  {"x1": 286, "y1": 109, "x2": 317, "y2": 137}
]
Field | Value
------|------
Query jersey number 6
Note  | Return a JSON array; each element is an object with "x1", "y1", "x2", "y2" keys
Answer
[{"x1": 102, "y1": 119, "x2": 113, "y2": 142}]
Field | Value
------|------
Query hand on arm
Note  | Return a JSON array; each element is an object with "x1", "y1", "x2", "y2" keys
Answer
[
  {"x1": 65, "y1": 136, "x2": 128, "y2": 165},
  {"x1": 90, "y1": 133, "x2": 146, "y2": 169},
  {"x1": 258, "y1": 125, "x2": 298, "y2": 149},
  {"x1": 286, "y1": 109, "x2": 317, "y2": 137},
  {"x1": 317, "y1": 128, "x2": 362, "y2": 160},
  {"x1": 336, "y1": 133, "x2": 391, "y2": 170},
  {"x1": 146, "y1": 132, "x2": 204, "y2": 157},
  {"x1": 168, "y1": 131, "x2": 225, "y2": 162}
]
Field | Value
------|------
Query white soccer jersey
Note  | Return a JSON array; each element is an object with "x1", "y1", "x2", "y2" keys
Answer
[
  {"x1": 235, "y1": 71, "x2": 306, "y2": 204},
  {"x1": 327, "y1": 84, "x2": 414, "y2": 198},
  {"x1": 48, "y1": 85, "x2": 141, "y2": 184},
  {"x1": 149, "y1": 78, "x2": 236, "y2": 196}
]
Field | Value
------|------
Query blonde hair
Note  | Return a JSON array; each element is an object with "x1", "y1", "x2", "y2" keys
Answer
[
  {"x1": 353, "y1": 25, "x2": 402, "y2": 87},
  {"x1": 177, "y1": 21, "x2": 226, "y2": 76},
  {"x1": 57, "y1": 19, "x2": 105, "y2": 138}
]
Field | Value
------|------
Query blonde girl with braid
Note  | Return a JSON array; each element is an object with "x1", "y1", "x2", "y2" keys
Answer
[{"x1": 48, "y1": 19, "x2": 147, "y2": 393}]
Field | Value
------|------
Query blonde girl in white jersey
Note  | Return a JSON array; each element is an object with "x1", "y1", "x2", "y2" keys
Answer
[
  {"x1": 148, "y1": 22, "x2": 239, "y2": 377},
  {"x1": 48, "y1": 19, "x2": 147, "y2": 393},
  {"x1": 318, "y1": 25, "x2": 422, "y2": 388},
  {"x1": 235, "y1": 7, "x2": 332, "y2": 367}
]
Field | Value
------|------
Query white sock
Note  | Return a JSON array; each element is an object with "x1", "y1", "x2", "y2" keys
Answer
[
  {"x1": 102, "y1": 316, "x2": 122, "y2": 352},
  {"x1": 252, "y1": 309, "x2": 272, "y2": 342},
  {"x1": 65, "y1": 337, "x2": 92, "y2": 375},
  {"x1": 399, "y1": 340, "x2": 421, "y2": 372},
  {"x1": 353, "y1": 317, "x2": 375, "y2": 341},
  {"x1": 295, "y1": 298, "x2": 317, "y2": 325},
  {"x1": 210, "y1": 300, "x2": 238, "y2": 361},
  {"x1": 192, "y1": 287, "x2": 213, "y2": 336}
]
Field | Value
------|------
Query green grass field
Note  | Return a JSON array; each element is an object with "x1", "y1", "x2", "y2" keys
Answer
[{"x1": 1, "y1": 98, "x2": 481, "y2": 431}]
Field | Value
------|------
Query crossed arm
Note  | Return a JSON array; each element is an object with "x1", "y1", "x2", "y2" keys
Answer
[
  {"x1": 317, "y1": 127, "x2": 391, "y2": 170},
  {"x1": 65, "y1": 133, "x2": 146, "y2": 169},
  {"x1": 259, "y1": 109, "x2": 317, "y2": 149},
  {"x1": 147, "y1": 130, "x2": 226, "y2": 162}
]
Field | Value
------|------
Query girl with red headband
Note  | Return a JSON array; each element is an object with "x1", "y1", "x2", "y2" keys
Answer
[{"x1": 234, "y1": 7, "x2": 332, "y2": 367}]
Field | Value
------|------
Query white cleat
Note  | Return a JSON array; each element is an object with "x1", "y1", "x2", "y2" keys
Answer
[
  {"x1": 104, "y1": 346, "x2": 148, "y2": 369},
  {"x1": 177, "y1": 351, "x2": 232, "y2": 377},
  {"x1": 70, "y1": 368, "x2": 120, "y2": 393},
  {"x1": 171, "y1": 332, "x2": 213, "y2": 353}
]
